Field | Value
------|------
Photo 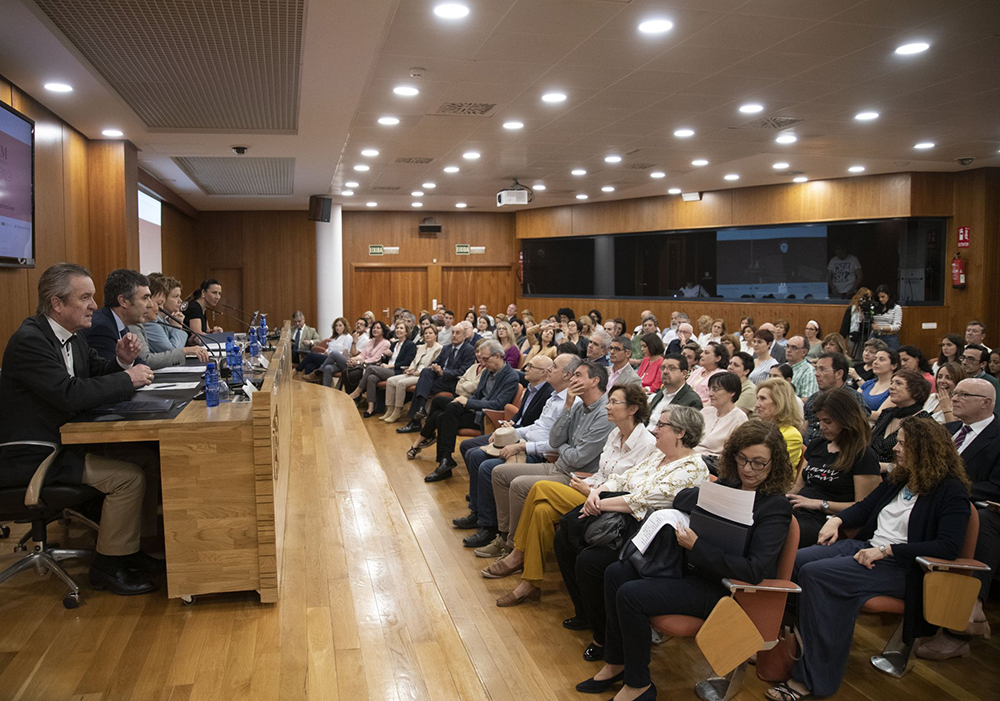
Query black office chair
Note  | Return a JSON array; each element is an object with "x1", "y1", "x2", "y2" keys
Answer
[{"x1": 0, "y1": 441, "x2": 100, "y2": 608}]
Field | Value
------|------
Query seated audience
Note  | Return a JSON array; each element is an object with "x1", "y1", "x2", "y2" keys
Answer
[
  {"x1": 850, "y1": 338, "x2": 889, "y2": 385},
  {"x1": 802, "y1": 352, "x2": 869, "y2": 444},
  {"x1": 754, "y1": 377, "x2": 804, "y2": 466},
  {"x1": 770, "y1": 417, "x2": 970, "y2": 700},
  {"x1": 773, "y1": 319, "x2": 791, "y2": 349},
  {"x1": 576, "y1": 316, "x2": 594, "y2": 355},
  {"x1": 788, "y1": 389, "x2": 881, "y2": 547},
  {"x1": 347, "y1": 321, "x2": 416, "y2": 417},
  {"x1": 437, "y1": 309, "x2": 455, "y2": 346},
  {"x1": 991, "y1": 349, "x2": 1000, "y2": 378},
  {"x1": 965, "y1": 319, "x2": 990, "y2": 353},
  {"x1": 476, "y1": 315, "x2": 494, "y2": 340},
  {"x1": 81, "y1": 269, "x2": 152, "y2": 364},
  {"x1": 478, "y1": 304, "x2": 495, "y2": 326},
  {"x1": 960, "y1": 344, "x2": 1000, "y2": 416},
  {"x1": 804, "y1": 320, "x2": 823, "y2": 359},
  {"x1": 661, "y1": 311, "x2": 685, "y2": 346},
  {"x1": 606, "y1": 336, "x2": 642, "y2": 393},
  {"x1": 631, "y1": 316, "x2": 659, "y2": 364},
  {"x1": 451, "y1": 339, "x2": 489, "y2": 399},
  {"x1": 680, "y1": 341, "x2": 701, "y2": 370},
  {"x1": 290, "y1": 310, "x2": 322, "y2": 363},
  {"x1": 749, "y1": 328, "x2": 779, "y2": 384},
  {"x1": 143, "y1": 275, "x2": 190, "y2": 353},
  {"x1": 923, "y1": 362, "x2": 966, "y2": 423},
  {"x1": 740, "y1": 324, "x2": 755, "y2": 353},
  {"x1": 296, "y1": 317, "x2": 353, "y2": 377},
  {"x1": 758, "y1": 322, "x2": 786, "y2": 364},
  {"x1": 584, "y1": 420, "x2": 792, "y2": 700},
  {"x1": 587, "y1": 309, "x2": 603, "y2": 328},
  {"x1": 861, "y1": 348, "x2": 900, "y2": 417},
  {"x1": 727, "y1": 351, "x2": 758, "y2": 415},
  {"x1": 382, "y1": 326, "x2": 442, "y2": 423},
  {"x1": 129, "y1": 279, "x2": 209, "y2": 368},
  {"x1": 899, "y1": 344, "x2": 935, "y2": 390},
  {"x1": 494, "y1": 320, "x2": 521, "y2": 368},
  {"x1": 328, "y1": 320, "x2": 390, "y2": 392},
  {"x1": 556, "y1": 405, "x2": 708, "y2": 664},
  {"x1": 524, "y1": 322, "x2": 558, "y2": 363},
  {"x1": 397, "y1": 322, "x2": 476, "y2": 432},
  {"x1": 183, "y1": 279, "x2": 224, "y2": 339},
  {"x1": 0, "y1": 263, "x2": 158, "y2": 595},
  {"x1": 695, "y1": 314, "x2": 714, "y2": 346},
  {"x1": 933, "y1": 333, "x2": 964, "y2": 374},
  {"x1": 647, "y1": 353, "x2": 703, "y2": 429},
  {"x1": 821, "y1": 332, "x2": 851, "y2": 363},
  {"x1": 665, "y1": 321, "x2": 693, "y2": 355},
  {"x1": 870, "y1": 369, "x2": 932, "y2": 471},
  {"x1": 718, "y1": 333, "x2": 740, "y2": 361},
  {"x1": 557, "y1": 341, "x2": 581, "y2": 356},
  {"x1": 586, "y1": 328, "x2": 612, "y2": 367},
  {"x1": 481, "y1": 383, "x2": 657, "y2": 606},
  {"x1": 635, "y1": 333, "x2": 665, "y2": 393},
  {"x1": 686, "y1": 341, "x2": 729, "y2": 404},
  {"x1": 784, "y1": 335, "x2": 819, "y2": 399},
  {"x1": 612, "y1": 317, "x2": 628, "y2": 339},
  {"x1": 695, "y1": 372, "x2": 748, "y2": 468},
  {"x1": 631, "y1": 310, "x2": 655, "y2": 337}
]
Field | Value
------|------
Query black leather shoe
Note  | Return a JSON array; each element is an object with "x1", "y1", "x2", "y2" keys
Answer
[
  {"x1": 396, "y1": 421, "x2": 422, "y2": 434},
  {"x1": 89, "y1": 564, "x2": 158, "y2": 596},
  {"x1": 583, "y1": 642, "x2": 605, "y2": 662},
  {"x1": 563, "y1": 616, "x2": 591, "y2": 631},
  {"x1": 574, "y1": 671, "x2": 623, "y2": 694},
  {"x1": 462, "y1": 527, "x2": 498, "y2": 548},
  {"x1": 452, "y1": 512, "x2": 479, "y2": 529},
  {"x1": 424, "y1": 458, "x2": 457, "y2": 482},
  {"x1": 121, "y1": 551, "x2": 166, "y2": 573}
]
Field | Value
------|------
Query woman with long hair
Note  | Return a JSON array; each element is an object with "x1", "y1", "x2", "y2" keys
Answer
[
  {"x1": 786, "y1": 389, "x2": 881, "y2": 547},
  {"x1": 922, "y1": 362, "x2": 965, "y2": 424},
  {"x1": 524, "y1": 322, "x2": 558, "y2": 363},
  {"x1": 636, "y1": 333, "x2": 666, "y2": 393},
  {"x1": 330, "y1": 320, "x2": 391, "y2": 392},
  {"x1": 348, "y1": 321, "x2": 416, "y2": 417},
  {"x1": 933, "y1": 333, "x2": 964, "y2": 374},
  {"x1": 821, "y1": 332, "x2": 851, "y2": 364},
  {"x1": 899, "y1": 344, "x2": 935, "y2": 390},
  {"x1": 494, "y1": 320, "x2": 521, "y2": 368},
  {"x1": 296, "y1": 317, "x2": 352, "y2": 377},
  {"x1": 872, "y1": 284, "x2": 902, "y2": 350},
  {"x1": 870, "y1": 369, "x2": 932, "y2": 472},
  {"x1": 476, "y1": 315, "x2": 494, "y2": 340},
  {"x1": 844, "y1": 285, "x2": 873, "y2": 359},
  {"x1": 768, "y1": 417, "x2": 971, "y2": 700},
  {"x1": 861, "y1": 348, "x2": 899, "y2": 417},
  {"x1": 754, "y1": 377, "x2": 804, "y2": 466},
  {"x1": 183, "y1": 278, "x2": 224, "y2": 339}
]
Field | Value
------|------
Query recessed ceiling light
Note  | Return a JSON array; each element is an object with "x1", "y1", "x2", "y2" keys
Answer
[
  {"x1": 377, "y1": 116, "x2": 400, "y2": 125},
  {"x1": 423, "y1": 182, "x2": 436, "y2": 189},
  {"x1": 724, "y1": 173, "x2": 740, "y2": 181},
  {"x1": 444, "y1": 166, "x2": 460, "y2": 173},
  {"x1": 650, "y1": 171, "x2": 666, "y2": 179},
  {"x1": 601, "y1": 186, "x2": 615, "y2": 192},
  {"x1": 776, "y1": 134, "x2": 797, "y2": 144},
  {"x1": 354, "y1": 164, "x2": 370, "y2": 171},
  {"x1": 571, "y1": 169, "x2": 587, "y2": 176},
  {"x1": 412, "y1": 201, "x2": 424, "y2": 207},
  {"x1": 393, "y1": 86, "x2": 419, "y2": 97},
  {"x1": 433, "y1": 3, "x2": 469, "y2": 19},
  {"x1": 101, "y1": 129, "x2": 124, "y2": 137},
  {"x1": 855, "y1": 111, "x2": 879, "y2": 121},
  {"x1": 576, "y1": 194, "x2": 589, "y2": 200},
  {"x1": 691, "y1": 159, "x2": 709, "y2": 167},
  {"x1": 914, "y1": 142, "x2": 935, "y2": 149},
  {"x1": 455, "y1": 202, "x2": 467, "y2": 208},
  {"x1": 366, "y1": 201, "x2": 377, "y2": 207},
  {"x1": 503, "y1": 121, "x2": 524, "y2": 130},
  {"x1": 341, "y1": 190, "x2": 354, "y2": 196},
  {"x1": 793, "y1": 176, "x2": 808, "y2": 183},
  {"x1": 895, "y1": 42, "x2": 930, "y2": 55},
  {"x1": 668, "y1": 188, "x2": 682, "y2": 195},
  {"x1": 773, "y1": 162, "x2": 790, "y2": 169},
  {"x1": 533, "y1": 184, "x2": 546, "y2": 191},
  {"x1": 674, "y1": 128, "x2": 695, "y2": 138},
  {"x1": 44, "y1": 82, "x2": 73, "y2": 93},
  {"x1": 345, "y1": 181, "x2": 360, "y2": 188},
  {"x1": 848, "y1": 165, "x2": 866, "y2": 173},
  {"x1": 638, "y1": 19, "x2": 673, "y2": 34},
  {"x1": 412, "y1": 191, "x2": 424, "y2": 197},
  {"x1": 361, "y1": 148, "x2": 379, "y2": 157},
  {"x1": 463, "y1": 151, "x2": 481, "y2": 159},
  {"x1": 604, "y1": 155, "x2": 622, "y2": 163},
  {"x1": 739, "y1": 103, "x2": 764, "y2": 114},
  {"x1": 542, "y1": 92, "x2": 567, "y2": 103}
]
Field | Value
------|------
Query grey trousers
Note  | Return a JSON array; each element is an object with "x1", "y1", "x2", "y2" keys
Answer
[{"x1": 361, "y1": 365, "x2": 396, "y2": 398}]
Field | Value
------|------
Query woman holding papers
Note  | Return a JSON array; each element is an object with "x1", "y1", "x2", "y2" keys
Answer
[
  {"x1": 578, "y1": 420, "x2": 794, "y2": 700},
  {"x1": 767, "y1": 418, "x2": 970, "y2": 700},
  {"x1": 481, "y1": 383, "x2": 659, "y2": 606},
  {"x1": 551, "y1": 405, "x2": 709, "y2": 666},
  {"x1": 785, "y1": 389, "x2": 881, "y2": 547}
]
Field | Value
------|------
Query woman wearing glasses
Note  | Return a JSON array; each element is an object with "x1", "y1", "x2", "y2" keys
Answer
[{"x1": 580, "y1": 420, "x2": 794, "y2": 700}]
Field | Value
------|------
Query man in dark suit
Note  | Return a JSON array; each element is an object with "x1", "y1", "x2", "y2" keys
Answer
[
  {"x1": 81, "y1": 268, "x2": 153, "y2": 364},
  {"x1": 421, "y1": 340, "x2": 521, "y2": 482},
  {"x1": 397, "y1": 321, "x2": 476, "y2": 433},
  {"x1": 0, "y1": 263, "x2": 159, "y2": 596},
  {"x1": 919, "y1": 377, "x2": 1000, "y2": 660}
]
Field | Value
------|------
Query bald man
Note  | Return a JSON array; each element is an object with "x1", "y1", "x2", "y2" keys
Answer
[{"x1": 918, "y1": 377, "x2": 1000, "y2": 660}]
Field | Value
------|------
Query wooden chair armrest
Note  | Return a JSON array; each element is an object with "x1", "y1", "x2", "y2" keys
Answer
[
  {"x1": 723, "y1": 578, "x2": 802, "y2": 595},
  {"x1": 0, "y1": 441, "x2": 63, "y2": 508},
  {"x1": 483, "y1": 409, "x2": 505, "y2": 426},
  {"x1": 916, "y1": 557, "x2": 991, "y2": 573}
]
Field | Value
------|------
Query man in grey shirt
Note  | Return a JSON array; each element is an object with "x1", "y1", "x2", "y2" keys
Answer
[{"x1": 491, "y1": 360, "x2": 613, "y2": 548}]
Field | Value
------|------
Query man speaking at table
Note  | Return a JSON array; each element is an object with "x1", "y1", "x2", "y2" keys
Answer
[{"x1": 0, "y1": 262, "x2": 160, "y2": 595}]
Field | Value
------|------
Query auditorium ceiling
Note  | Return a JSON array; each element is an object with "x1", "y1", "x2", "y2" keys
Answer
[{"x1": 0, "y1": 0, "x2": 998, "y2": 211}]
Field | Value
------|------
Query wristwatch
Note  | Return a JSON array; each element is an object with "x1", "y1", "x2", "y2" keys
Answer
[
  {"x1": 821, "y1": 500, "x2": 829, "y2": 513},
  {"x1": 878, "y1": 544, "x2": 887, "y2": 555}
]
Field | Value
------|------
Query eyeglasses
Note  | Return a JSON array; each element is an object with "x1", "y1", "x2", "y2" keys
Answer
[
  {"x1": 734, "y1": 454, "x2": 771, "y2": 472},
  {"x1": 610, "y1": 346, "x2": 627, "y2": 353},
  {"x1": 655, "y1": 420, "x2": 675, "y2": 430},
  {"x1": 952, "y1": 391, "x2": 990, "y2": 400},
  {"x1": 608, "y1": 399, "x2": 629, "y2": 406}
]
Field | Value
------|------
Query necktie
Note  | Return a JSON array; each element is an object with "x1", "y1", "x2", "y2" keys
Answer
[
  {"x1": 953, "y1": 424, "x2": 972, "y2": 450},
  {"x1": 294, "y1": 328, "x2": 301, "y2": 348}
]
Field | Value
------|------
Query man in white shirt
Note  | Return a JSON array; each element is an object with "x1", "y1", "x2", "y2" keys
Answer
[
  {"x1": 965, "y1": 320, "x2": 991, "y2": 353},
  {"x1": 437, "y1": 309, "x2": 455, "y2": 346},
  {"x1": 478, "y1": 304, "x2": 495, "y2": 326},
  {"x1": 680, "y1": 280, "x2": 709, "y2": 297},
  {"x1": 827, "y1": 248, "x2": 863, "y2": 298}
]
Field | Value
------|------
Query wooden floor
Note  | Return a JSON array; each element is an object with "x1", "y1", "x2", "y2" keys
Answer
[{"x1": 0, "y1": 382, "x2": 997, "y2": 700}]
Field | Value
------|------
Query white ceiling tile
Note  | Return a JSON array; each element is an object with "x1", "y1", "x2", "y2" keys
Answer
[
  {"x1": 611, "y1": 70, "x2": 704, "y2": 94},
  {"x1": 787, "y1": 58, "x2": 893, "y2": 85},
  {"x1": 370, "y1": 54, "x2": 469, "y2": 85},
  {"x1": 829, "y1": 0, "x2": 976, "y2": 28},
  {"x1": 752, "y1": 80, "x2": 841, "y2": 104},
  {"x1": 381, "y1": 24, "x2": 491, "y2": 60},
  {"x1": 389, "y1": 0, "x2": 518, "y2": 31},
  {"x1": 718, "y1": 52, "x2": 832, "y2": 81},
  {"x1": 473, "y1": 31, "x2": 583, "y2": 64},
  {"x1": 533, "y1": 63, "x2": 632, "y2": 91},
  {"x1": 493, "y1": 0, "x2": 623, "y2": 37},
  {"x1": 767, "y1": 22, "x2": 893, "y2": 56},
  {"x1": 737, "y1": 0, "x2": 858, "y2": 21},
  {"x1": 453, "y1": 60, "x2": 551, "y2": 86},
  {"x1": 679, "y1": 74, "x2": 778, "y2": 98},
  {"x1": 642, "y1": 45, "x2": 755, "y2": 74},
  {"x1": 685, "y1": 14, "x2": 820, "y2": 51},
  {"x1": 591, "y1": 4, "x2": 733, "y2": 42},
  {"x1": 560, "y1": 38, "x2": 671, "y2": 70}
]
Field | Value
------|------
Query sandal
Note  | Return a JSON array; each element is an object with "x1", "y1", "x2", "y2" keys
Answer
[
  {"x1": 765, "y1": 682, "x2": 811, "y2": 701},
  {"x1": 406, "y1": 437, "x2": 435, "y2": 460}
]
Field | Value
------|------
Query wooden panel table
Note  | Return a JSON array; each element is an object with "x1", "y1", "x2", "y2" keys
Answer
[{"x1": 60, "y1": 324, "x2": 293, "y2": 603}]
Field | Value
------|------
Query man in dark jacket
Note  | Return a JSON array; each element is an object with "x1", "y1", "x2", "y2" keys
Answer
[
  {"x1": 80, "y1": 268, "x2": 152, "y2": 364},
  {"x1": 397, "y1": 321, "x2": 476, "y2": 432},
  {"x1": 0, "y1": 263, "x2": 160, "y2": 596}
]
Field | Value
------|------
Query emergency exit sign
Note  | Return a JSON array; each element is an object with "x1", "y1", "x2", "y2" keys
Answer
[
  {"x1": 369, "y1": 245, "x2": 384, "y2": 256},
  {"x1": 456, "y1": 244, "x2": 471, "y2": 255}
]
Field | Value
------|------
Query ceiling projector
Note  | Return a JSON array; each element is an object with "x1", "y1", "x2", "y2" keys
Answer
[{"x1": 497, "y1": 179, "x2": 533, "y2": 207}]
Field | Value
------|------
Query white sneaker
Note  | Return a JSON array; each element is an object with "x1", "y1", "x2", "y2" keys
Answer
[{"x1": 475, "y1": 534, "x2": 510, "y2": 559}]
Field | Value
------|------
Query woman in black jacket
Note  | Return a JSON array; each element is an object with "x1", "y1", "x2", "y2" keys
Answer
[
  {"x1": 577, "y1": 420, "x2": 795, "y2": 701},
  {"x1": 347, "y1": 321, "x2": 415, "y2": 417},
  {"x1": 767, "y1": 417, "x2": 971, "y2": 701}
]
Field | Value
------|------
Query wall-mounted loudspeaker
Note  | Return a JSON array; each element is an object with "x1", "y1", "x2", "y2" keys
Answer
[
  {"x1": 308, "y1": 196, "x2": 332, "y2": 222},
  {"x1": 418, "y1": 216, "x2": 442, "y2": 236}
]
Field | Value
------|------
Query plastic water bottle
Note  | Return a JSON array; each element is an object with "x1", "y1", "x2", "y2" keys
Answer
[
  {"x1": 259, "y1": 315, "x2": 268, "y2": 347},
  {"x1": 248, "y1": 327, "x2": 260, "y2": 366},
  {"x1": 226, "y1": 333, "x2": 244, "y2": 384},
  {"x1": 205, "y1": 361, "x2": 220, "y2": 407}
]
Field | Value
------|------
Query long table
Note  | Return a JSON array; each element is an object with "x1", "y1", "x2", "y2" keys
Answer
[{"x1": 60, "y1": 323, "x2": 293, "y2": 603}]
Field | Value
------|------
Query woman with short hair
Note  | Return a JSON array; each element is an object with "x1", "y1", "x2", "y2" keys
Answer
[
  {"x1": 749, "y1": 328, "x2": 779, "y2": 384},
  {"x1": 727, "y1": 351, "x2": 758, "y2": 415},
  {"x1": 696, "y1": 372, "x2": 748, "y2": 469},
  {"x1": 870, "y1": 369, "x2": 932, "y2": 472}
]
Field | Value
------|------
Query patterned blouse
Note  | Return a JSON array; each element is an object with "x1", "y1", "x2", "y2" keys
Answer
[{"x1": 600, "y1": 451, "x2": 710, "y2": 521}]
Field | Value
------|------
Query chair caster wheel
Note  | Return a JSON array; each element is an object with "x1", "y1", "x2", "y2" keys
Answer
[
  {"x1": 0, "y1": 524, "x2": 9, "y2": 538},
  {"x1": 181, "y1": 595, "x2": 196, "y2": 606},
  {"x1": 63, "y1": 592, "x2": 80, "y2": 609}
]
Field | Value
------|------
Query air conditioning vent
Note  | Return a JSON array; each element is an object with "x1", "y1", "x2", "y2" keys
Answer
[
  {"x1": 430, "y1": 102, "x2": 498, "y2": 117},
  {"x1": 173, "y1": 157, "x2": 294, "y2": 196},
  {"x1": 370, "y1": 186, "x2": 401, "y2": 191},
  {"x1": 394, "y1": 157, "x2": 435, "y2": 165},
  {"x1": 622, "y1": 162, "x2": 655, "y2": 170},
  {"x1": 733, "y1": 116, "x2": 804, "y2": 130}
]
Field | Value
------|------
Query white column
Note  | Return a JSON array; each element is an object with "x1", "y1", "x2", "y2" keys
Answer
[{"x1": 315, "y1": 203, "x2": 343, "y2": 334}]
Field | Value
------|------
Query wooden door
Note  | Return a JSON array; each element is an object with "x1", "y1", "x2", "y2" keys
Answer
[
  {"x1": 442, "y1": 266, "x2": 514, "y2": 319},
  {"x1": 207, "y1": 267, "x2": 244, "y2": 332},
  {"x1": 351, "y1": 266, "x2": 429, "y2": 323}
]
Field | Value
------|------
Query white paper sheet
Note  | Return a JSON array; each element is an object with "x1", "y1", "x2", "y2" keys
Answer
[
  {"x1": 630, "y1": 509, "x2": 691, "y2": 555},
  {"x1": 155, "y1": 365, "x2": 207, "y2": 375},
  {"x1": 696, "y1": 479, "x2": 756, "y2": 526},
  {"x1": 137, "y1": 381, "x2": 201, "y2": 392}
]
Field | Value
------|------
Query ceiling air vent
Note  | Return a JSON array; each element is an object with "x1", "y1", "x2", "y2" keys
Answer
[
  {"x1": 394, "y1": 157, "x2": 435, "y2": 165},
  {"x1": 430, "y1": 102, "x2": 498, "y2": 117},
  {"x1": 371, "y1": 186, "x2": 401, "y2": 192},
  {"x1": 732, "y1": 116, "x2": 804, "y2": 130},
  {"x1": 172, "y1": 157, "x2": 294, "y2": 196},
  {"x1": 623, "y1": 163, "x2": 655, "y2": 170}
]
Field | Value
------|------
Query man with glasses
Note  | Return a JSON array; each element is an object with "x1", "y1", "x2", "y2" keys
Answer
[
  {"x1": 647, "y1": 353, "x2": 703, "y2": 432},
  {"x1": 960, "y1": 344, "x2": 1000, "y2": 416},
  {"x1": 665, "y1": 321, "x2": 694, "y2": 355},
  {"x1": 785, "y1": 335, "x2": 819, "y2": 399},
  {"x1": 606, "y1": 335, "x2": 641, "y2": 394},
  {"x1": 918, "y1": 377, "x2": 1000, "y2": 660},
  {"x1": 802, "y1": 352, "x2": 868, "y2": 443}
]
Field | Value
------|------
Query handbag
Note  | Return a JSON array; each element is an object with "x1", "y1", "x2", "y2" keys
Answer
[
  {"x1": 559, "y1": 491, "x2": 632, "y2": 552},
  {"x1": 755, "y1": 624, "x2": 803, "y2": 682},
  {"x1": 618, "y1": 516, "x2": 686, "y2": 579}
]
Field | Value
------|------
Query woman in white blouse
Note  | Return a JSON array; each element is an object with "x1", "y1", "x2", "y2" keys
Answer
[
  {"x1": 871, "y1": 284, "x2": 902, "y2": 350},
  {"x1": 696, "y1": 372, "x2": 749, "y2": 471},
  {"x1": 295, "y1": 317, "x2": 352, "y2": 376},
  {"x1": 480, "y1": 383, "x2": 658, "y2": 605},
  {"x1": 381, "y1": 326, "x2": 442, "y2": 423}
]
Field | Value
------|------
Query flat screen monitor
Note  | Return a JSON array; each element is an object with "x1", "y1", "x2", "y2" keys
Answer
[{"x1": 0, "y1": 101, "x2": 35, "y2": 268}]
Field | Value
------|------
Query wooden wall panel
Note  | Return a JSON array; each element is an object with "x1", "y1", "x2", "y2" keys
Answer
[
  {"x1": 442, "y1": 265, "x2": 516, "y2": 320},
  {"x1": 87, "y1": 140, "x2": 140, "y2": 297},
  {"x1": 910, "y1": 172, "x2": 955, "y2": 217},
  {"x1": 350, "y1": 266, "x2": 429, "y2": 322},
  {"x1": 63, "y1": 126, "x2": 90, "y2": 267},
  {"x1": 159, "y1": 203, "x2": 200, "y2": 293}
]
